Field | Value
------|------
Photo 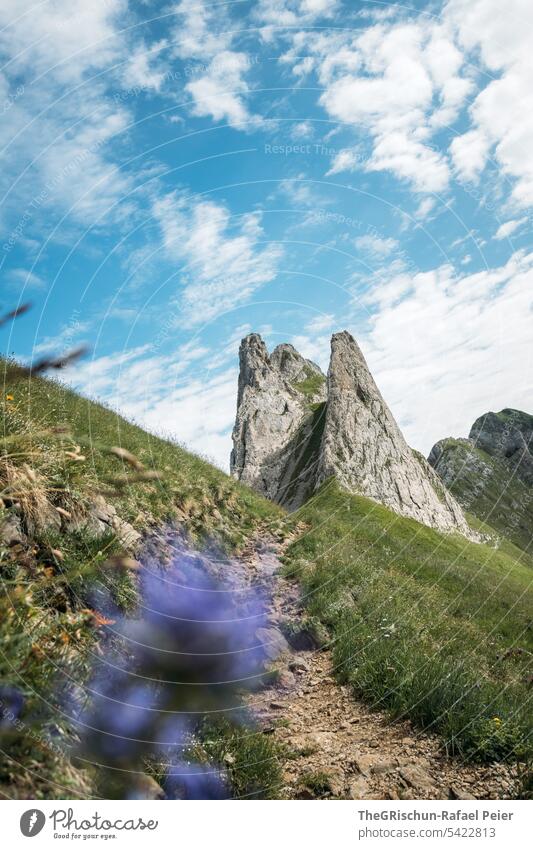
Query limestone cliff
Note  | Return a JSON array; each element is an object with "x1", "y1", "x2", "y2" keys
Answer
[
  {"x1": 230, "y1": 334, "x2": 327, "y2": 509},
  {"x1": 231, "y1": 330, "x2": 471, "y2": 536},
  {"x1": 315, "y1": 332, "x2": 470, "y2": 533}
]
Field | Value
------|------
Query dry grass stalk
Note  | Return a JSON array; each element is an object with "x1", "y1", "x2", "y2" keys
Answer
[{"x1": 108, "y1": 446, "x2": 145, "y2": 470}]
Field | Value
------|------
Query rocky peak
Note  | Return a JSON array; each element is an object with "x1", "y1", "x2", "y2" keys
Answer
[
  {"x1": 469, "y1": 409, "x2": 533, "y2": 486},
  {"x1": 230, "y1": 334, "x2": 327, "y2": 507},
  {"x1": 316, "y1": 332, "x2": 470, "y2": 534},
  {"x1": 231, "y1": 330, "x2": 472, "y2": 536},
  {"x1": 428, "y1": 408, "x2": 533, "y2": 553}
]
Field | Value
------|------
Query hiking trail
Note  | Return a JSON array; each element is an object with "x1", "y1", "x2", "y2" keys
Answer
[{"x1": 241, "y1": 533, "x2": 518, "y2": 800}]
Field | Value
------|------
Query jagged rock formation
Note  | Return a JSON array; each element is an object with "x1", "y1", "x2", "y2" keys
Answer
[
  {"x1": 315, "y1": 332, "x2": 470, "y2": 533},
  {"x1": 470, "y1": 409, "x2": 533, "y2": 486},
  {"x1": 231, "y1": 330, "x2": 471, "y2": 536},
  {"x1": 230, "y1": 334, "x2": 327, "y2": 509},
  {"x1": 429, "y1": 409, "x2": 533, "y2": 553}
]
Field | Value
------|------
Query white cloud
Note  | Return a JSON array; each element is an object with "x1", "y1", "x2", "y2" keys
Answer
[
  {"x1": 277, "y1": 174, "x2": 319, "y2": 207},
  {"x1": 152, "y1": 192, "x2": 283, "y2": 325},
  {"x1": 63, "y1": 340, "x2": 236, "y2": 469},
  {"x1": 449, "y1": 128, "x2": 490, "y2": 182},
  {"x1": 0, "y1": 0, "x2": 139, "y2": 226},
  {"x1": 414, "y1": 197, "x2": 436, "y2": 219},
  {"x1": 446, "y1": 0, "x2": 533, "y2": 207},
  {"x1": 173, "y1": 1, "x2": 262, "y2": 129},
  {"x1": 173, "y1": 0, "x2": 232, "y2": 59},
  {"x1": 0, "y1": 0, "x2": 127, "y2": 83},
  {"x1": 494, "y1": 217, "x2": 528, "y2": 240},
  {"x1": 280, "y1": 19, "x2": 472, "y2": 193},
  {"x1": 256, "y1": 0, "x2": 338, "y2": 30},
  {"x1": 291, "y1": 121, "x2": 314, "y2": 140},
  {"x1": 7, "y1": 268, "x2": 46, "y2": 289},
  {"x1": 355, "y1": 234, "x2": 399, "y2": 258},
  {"x1": 32, "y1": 317, "x2": 92, "y2": 355},
  {"x1": 305, "y1": 313, "x2": 335, "y2": 334},
  {"x1": 186, "y1": 51, "x2": 262, "y2": 129},
  {"x1": 122, "y1": 40, "x2": 168, "y2": 92},
  {"x1": 326, "y1": 148, "x2": 361, "y2": 176}
]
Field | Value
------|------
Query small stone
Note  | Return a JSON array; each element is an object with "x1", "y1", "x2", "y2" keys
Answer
[
  {"x1": 256, "y1": 627, "x2": 290, "y2": 661},
  {"x1": 350, "y1": 754, "x2": 374, "y2": 777},
  {"x1": 448, "y1": 784, "x2": 477, "y2": 800},
  {"x1": 348, "y1": 776, "x2": 369, "y2": 800},
  {"x1": 289, "y1": 657, "x2": 309, "y2": 673},
  {"x1": 371, "y1": 760, "x2": 398, "y2": 776},
  {"x1": 0, "y1": 513, "x2": 25, "y2": 547},
  {"x1": 277, "y1": 669, "x2": 296, "y2": 689},
  {"x1": 398, "y1": 765, "x2": 438, "y2": 795}
]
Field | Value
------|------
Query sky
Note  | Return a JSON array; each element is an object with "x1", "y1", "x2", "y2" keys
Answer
[{"x1": 0, "y1": 0, "x2": 532, "y2": 470}]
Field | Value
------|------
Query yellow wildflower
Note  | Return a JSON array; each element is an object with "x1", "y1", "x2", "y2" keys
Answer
[{"x1": 5, "y1": 393, "x2": 14, "y2": 401}]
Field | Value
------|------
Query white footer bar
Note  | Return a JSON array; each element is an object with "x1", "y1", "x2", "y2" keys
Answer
[{"x1": 3, "y1": 800, "x2": 531, "y2": 848}]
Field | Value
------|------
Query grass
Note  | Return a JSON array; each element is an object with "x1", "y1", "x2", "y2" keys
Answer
[
  {"x1": 292, "y1": 365, "x2": 326, "y2": 399},
  {"x1": 283, "y1": 479, "x2": 533, "y2": 763},
  {"x1": 1, "y1": 359, "x2": 284, "y2": 549},
  {"x1": 298, "y1": 770, "x2": 335, "y2": 796},
  {"x1": 0, "y1": 361, "x2": 285, "y2": 799},
  {"x1": 432, "y1": 437, "x2": 533, "y2": 556},
  {"x1": 191, "y1": 718, "x2": 283, "y2": 799}
]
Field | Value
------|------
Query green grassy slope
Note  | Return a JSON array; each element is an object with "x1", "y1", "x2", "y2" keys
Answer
[
  {"x1": 1, "y1": 360, "x2": 283, "y2": 546},
  {"x1": 283, "y1": 480, "x2": 533, "y2": 762},
  {"x1": 0, "y1": 361, "x2": 284, "y2": 799},
  {"x1": 430, "y1": 437, "x2": 533, "y2": 556}
]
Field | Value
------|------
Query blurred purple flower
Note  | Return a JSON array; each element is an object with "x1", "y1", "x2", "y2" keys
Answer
[
  {"x1": 164, "y1": 762, "x2": 229, "y2": 800},
  {"x1": 0, "y1": 685, "x2": 24, "y2": 730},
  {"x1": 74, "y1": 535, "x2": 270, "y2": 799}
]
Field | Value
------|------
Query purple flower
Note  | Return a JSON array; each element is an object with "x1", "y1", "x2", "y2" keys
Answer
[
  {"x1": 74, "y1": 535, "x2": 270, "y2": 799},
  {"x1": 0, "y1": 686, "x2": 24, "y2": 730}
]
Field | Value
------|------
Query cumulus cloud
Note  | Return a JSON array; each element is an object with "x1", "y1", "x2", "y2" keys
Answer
[
  {"x1": 494, "y1": 217, "x2": 528, "y2": 240},
  {"x1": 173, "y1": 0, "x2": 262, "y2": 128},
  {"x1": 152, "y1": 192, "x2": 283, "y2": 325},
  {"x1": 326, "y1": 149, "x2": 362, "y2": 176},
  {"x1": 355, "y1": 234, "x2": 399, "y2": 258},
  {"x1": 0, "y1": 0, "x2": 127, "y2": 83},
  {"x1": 255, "y1": 0, "x2": 338, "y2": 32},
  {"x1": 186, "y1": 51, "x2": 262, "y2": 129},
  {"x1": 279, "y1": 19, "x2": 473, "y2": 194},
  {"x1": 0, "y1": 0, "x2": 141, "y2": 226},
  {"x1": 446, "y1": 0, "x2": 533, "y2": 207}
]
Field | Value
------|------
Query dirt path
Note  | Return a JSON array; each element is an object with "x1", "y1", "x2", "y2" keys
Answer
[{"x1": 243, "y1": 535, "x2": 519, "y2": 800}]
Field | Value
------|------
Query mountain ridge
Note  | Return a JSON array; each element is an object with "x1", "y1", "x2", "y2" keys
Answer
[
  {"x1": 231, "y1": 330, "x2": 472, "y2": 537},
  {"x1": 429, "y1": 408, "x2": 533, "y2": 554}
]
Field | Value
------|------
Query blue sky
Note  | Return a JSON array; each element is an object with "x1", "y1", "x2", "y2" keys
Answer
[{"x1": 1, "y1": 0, "x2": 532, "y2": 468}]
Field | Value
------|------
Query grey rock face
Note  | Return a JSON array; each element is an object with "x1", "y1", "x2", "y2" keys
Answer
[
  {"x1": 231, "y1": 330, "x2": 471, "y2": 536},
  {"x1": 315, "y1": 332, "x2": 470, "y2": 534},
  {"x1": 469, "y1": 409, "x2": 533, "y2": 486},
  {"x1": 230, "y1": 333, "x2": 327, "y2": 509},
  {"x1": 66, "y1": 495, "x2": 141, "y2": 551},
  {"x1": 428, "y1": 410, "x2": 533, "y2": 553}
]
